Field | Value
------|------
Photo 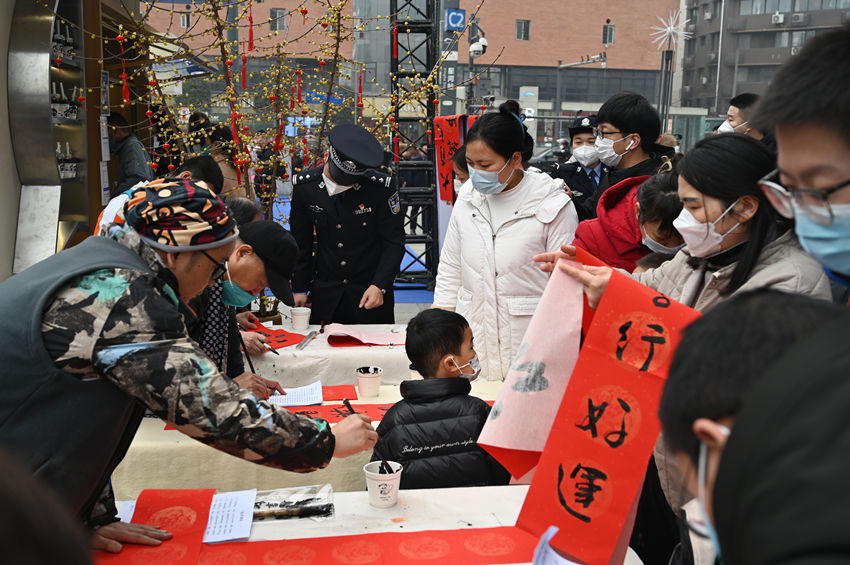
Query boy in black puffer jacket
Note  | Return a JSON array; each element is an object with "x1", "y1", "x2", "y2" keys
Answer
[{"x1": 371, "y1": 309, "x2": 511, "y2": 489}]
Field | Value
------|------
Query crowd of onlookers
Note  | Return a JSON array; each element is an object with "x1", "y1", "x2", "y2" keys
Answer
[{"x1": 0, "y1": 23, "x2": 847, "y2": 565}]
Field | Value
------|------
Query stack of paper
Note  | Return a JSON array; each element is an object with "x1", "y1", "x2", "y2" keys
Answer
[{"x1": 267, "y1": 380, "x2": 323, "y2": 407}]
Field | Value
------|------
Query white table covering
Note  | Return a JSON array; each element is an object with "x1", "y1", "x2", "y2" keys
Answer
[
  {"x1": 249, "y1": 323, "x2": 412, "y2": 387},
  {"x1": 112, "y1": 381, "x2": 504, "y2": 501}
]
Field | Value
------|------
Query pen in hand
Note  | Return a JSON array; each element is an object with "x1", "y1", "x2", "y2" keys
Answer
[{"x1": 342, "y1": 398, "x2": 356, "y2": 414}]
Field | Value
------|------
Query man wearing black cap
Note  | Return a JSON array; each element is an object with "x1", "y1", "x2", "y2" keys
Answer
[
  {"x1": 184, "y1": 220, "x2": 298, "y2": 398},
  {"x1": 290, "y1": 124, "x2": 404, "y2": 324},
  {"x1": 550, "y1": 115, "x2": 610, "y2": 220}
]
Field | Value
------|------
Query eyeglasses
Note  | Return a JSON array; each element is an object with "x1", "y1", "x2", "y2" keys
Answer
[
  {"x1": 758, "y1": 169, "x2": 850, "y2": 226},
  {"x1": 592, "y1": 128, "x2": 625, "y2": 140},
  {"x1": 200, "y1": 250, "x2": 228, "y2": 280}
]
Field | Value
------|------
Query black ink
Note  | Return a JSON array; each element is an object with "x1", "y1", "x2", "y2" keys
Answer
[
  {"x1": 557, "y1": 463, "x2": 608, "y2": 523},
  {"x1": 639, "y1": 324, "x2": 666, "y2": 371},
  {"x1": 616, "y1": 321, "x2": 632, "y2": 360},
  {"x1": 576, "y1": 398, "x2": 608, "y2": 438},
  {"x1": 652, "y1": 295, "x2": 671, "y2": 308}
]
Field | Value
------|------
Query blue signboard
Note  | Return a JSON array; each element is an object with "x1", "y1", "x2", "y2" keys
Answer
[{"x1": 445, "y1": 8, "x2": 466, "y2": 32}]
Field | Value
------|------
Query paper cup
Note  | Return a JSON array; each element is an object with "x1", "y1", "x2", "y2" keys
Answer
[
  {"x1": 291, "y1": 307, "x2": 311, "y2": 331},
  {"x1": 356, "y1": 366, "x2": 382, "y2": 398},
  {"x1": 363, "y1": 461, "x2": 403, "y2": 508}
]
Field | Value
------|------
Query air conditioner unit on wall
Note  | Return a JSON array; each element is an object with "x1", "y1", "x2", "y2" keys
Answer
[
  {"x1": 686, "y1": 23, "x2": 696, "y2": 33},
  {"x1": 791, "y1": 45, "x2": 801, "y2": 55},
  {"x1": 708, "y1": 52, "x2": 718, "y2": 62},
  {"x1": 771, "y1": 12, "x2": 786, "y2": 24},
  {"x1": 791, "y1": 12, "x2": 808, "y2": 24},
  {"x1": 701, "y1": 76, "x2": 709, "y2": 85},
  {"x1": 683, "y1": 85, "x2": 692, "y2": 93},
  {"x1": 704, "y1": 11, "x2": 713, "y2": 20}
]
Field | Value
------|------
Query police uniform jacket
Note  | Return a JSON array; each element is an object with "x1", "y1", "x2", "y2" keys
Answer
[
  {"x1": 290, "y1": 166, "x2": 405, "y2": 324},
  {"x1": 550, "y1": 160, "x2": 610, "y2": 221}
]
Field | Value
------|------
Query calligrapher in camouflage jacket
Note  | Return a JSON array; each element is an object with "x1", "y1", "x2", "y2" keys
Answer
[{"x1": 0, "y1": 179, "x2": 377, "y2": 553}]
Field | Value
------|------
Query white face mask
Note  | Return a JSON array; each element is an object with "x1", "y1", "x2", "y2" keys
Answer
[
  {"x1": 595, "y1": 134, "x2": 634, "y2": 168},
  {"x1": 468, "y1": 160, "x2": 512, "y2": 195},
  {"x1": 641, "y1": 226, "x2": 685, "y2": 255},
  {"x1": 571, "y1": 145, "x2": 600, "y2": 168},
  {"x1": 452, "y1": 354, "x2": 481, "y2": 381},
  {"x1": 322, "y1": 172, "x2": 353, "y2": 197},
  {"x1": 718, "y1": 120, "x2": 749, "y2": 134},
  {"x1": 672, "y1": 200, "x2": 741, "y2": 258}
]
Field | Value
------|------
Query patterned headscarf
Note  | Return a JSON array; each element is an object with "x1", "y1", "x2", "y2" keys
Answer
[{"x1": 123, "y1": 178, "x2": 238, "y2": 251}]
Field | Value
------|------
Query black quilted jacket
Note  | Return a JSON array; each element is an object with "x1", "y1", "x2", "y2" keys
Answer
[{"x1": 371, "y1": 377, "x2": 511, "y2": 489}]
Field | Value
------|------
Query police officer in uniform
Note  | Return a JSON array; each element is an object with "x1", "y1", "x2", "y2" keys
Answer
[
  {"x1": 550, "y1": 116, "x2": 610, "y2": 221},
  {"x1": 290, "y1": 124, "x2": 404, "y2": 325}
]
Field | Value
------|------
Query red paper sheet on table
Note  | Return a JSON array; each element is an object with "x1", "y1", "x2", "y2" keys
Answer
[
  {"x1": 198, "y1": 525, "x2": 535, "y2": 564},
  {"x1": 322, "y1": 385, "x2": 358, "y2": 401},
  {"x1": 95, "y1": 488, "x2": 215, "y2": 565},
  {"x1": 516, "y1": 270, "x2": 700, "y2": 565},
  {"x1": 325, "y1": 323, "x2": 405, "y2": 347},
  {"x1": 245, "y1": 320, "x2": 305, "y2": 349},
  {"x1": 478, "y1": 258, "x2": 584, "y2": 479}
]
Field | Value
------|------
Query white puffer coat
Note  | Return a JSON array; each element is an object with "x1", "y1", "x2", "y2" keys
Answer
[{"x1": 433, "y1": 170, "x2": 578, "y2": 380}]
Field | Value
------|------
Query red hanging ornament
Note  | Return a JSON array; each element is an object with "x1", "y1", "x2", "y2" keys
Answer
[
  {"x1": 302, "y1": 149, "x2": 309, "y2": 167},
  {"x1": 300, "y1": 6, "x2": 308, "y2": 24},
  {"x1": 297, "y1": 74, "x2": 302, "y2": 103},
  {"x1": 318, "y1": 60, "x2": 326, "y2": 74},
  {"x1": 150, "y1": 162, "x2": 158, "y2": 170},
  {"x1": 393, "y1": 137, "x2": 400, "y2": 163},
  {"x1": 167, "y1": 163, "x2": 176, "y2": 171},
  {"x1": 391, "y1": 16, "x2": 398, "y2": 58},
  {"x1": 321, "y1": 21, "x2": 328, "y2": 28},
  {"x1": 116, "y1": 33, "x2": 130, "y2": 104},
  {"x1": 248, "y1": 1, "x2": 255, "y2": 51},
  {"x1": 162, "y1": 143, "x2": 171, "y2": 151},
  {"x1": 145, "y1": 110, "x2": 154, "y2": 117},
  {"x1": 54, "y1": 57, "x2": 62, "y2": 67},
  {"x1": 357, "y1": 69, "x2": 364, "y2": 108}
]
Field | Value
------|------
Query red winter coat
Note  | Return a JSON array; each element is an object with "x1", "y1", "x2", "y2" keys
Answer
[{"x1": 573, "y1": 175, "x2": 651, "y2": 272}]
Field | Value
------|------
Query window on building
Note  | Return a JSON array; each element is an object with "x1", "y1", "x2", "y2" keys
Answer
[
  {"x1": 740, "y1": 0, "x2": 753, "y2": 14},
  {"x1": 736, "y1": 65, "x2": 777, "y2": 83},
  {"x1": 738, "y1": 34, "x2": 751, "y2": 49},
  {"x1": 270, "y1": 8, "x2": 286, "y2": 31},
  {"x1": 180, "y1": 13, "x2": 191, "y2": 28},
  {"x1": 710, "y1": 32, "x2": 719, "y2": 50},
  {"x1": 776, "y1": 31, "x2": 790, "y2": 46},
  {"x1": 516, "y1": 19, "x2": 530, "y2": 41}
]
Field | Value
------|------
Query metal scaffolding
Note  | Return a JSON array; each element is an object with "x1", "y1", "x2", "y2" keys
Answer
[{"x1": 390, "y1": 0, "x2": 440, "y2": 288}]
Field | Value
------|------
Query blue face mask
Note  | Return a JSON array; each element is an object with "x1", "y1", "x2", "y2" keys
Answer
[
  {"x1": 468, "y1": 159, "x2": 513, "y2": 195},
  {"x1": 221, "y1": 262, "x2": 256, "y2": 307},
  {"x1": 696, "y1": 424, "x2": 731, "y2": 561},
  {"x1": 793, "y1": 202, "x2": 850, "y2": 277}
]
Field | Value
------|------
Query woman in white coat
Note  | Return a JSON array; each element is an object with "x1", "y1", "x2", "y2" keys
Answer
[{"x1": 433, "y1": 100, "x2": 579, "y2": 381}]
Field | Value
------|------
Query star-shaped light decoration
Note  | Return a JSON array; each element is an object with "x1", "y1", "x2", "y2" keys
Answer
[{"x1": 650, "y1": 10, "x2": 692, "y2": 50}]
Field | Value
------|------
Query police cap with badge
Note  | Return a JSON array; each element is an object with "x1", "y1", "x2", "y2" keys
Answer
[
  {"x1": 568, "y1": 115, "x2": 597, "y2": 140},
  {"x1": 327, "y1": 124, "x2": 384, "y2": 186}
]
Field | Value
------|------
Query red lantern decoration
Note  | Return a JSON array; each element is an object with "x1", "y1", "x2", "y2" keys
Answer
[
  {"x1": 318, "y1": 60, "x2": 326, "y2": 74},
  {"x1": 54, "y1": 57, "x2": 62, "y2": 66},
  {"x1": 167, "y1": 164, "x2": 176, "y2": 171},
  {"x1": 145, "y1": 110, "x2": 154, "y2": 117},
  {"x1": 162, "y1": 143, "x2": 171, "y2": 150},
  {"x1": 241, "y1": 52, "x2": 248, "y2": 89},
  {"x1": 150, "y1": 163, "x2": 158, "y2": 170},
  {"x1": 300, "y1": 6, "x2": 308, "y2": 23}
]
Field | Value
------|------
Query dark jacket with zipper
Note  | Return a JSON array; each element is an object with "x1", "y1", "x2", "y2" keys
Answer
[{"x1": 371, "y1": 377, "x2": 510, "y2": 489}]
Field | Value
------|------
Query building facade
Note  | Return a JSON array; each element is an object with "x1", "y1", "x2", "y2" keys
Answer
[{"x1": 680, "y1": 0, "x2": 849, "y2": 114}]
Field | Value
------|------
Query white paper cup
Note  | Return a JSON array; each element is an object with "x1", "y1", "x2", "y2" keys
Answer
[
  {"x1": 356, "y1": 366, "x2": 382, "y2": 398},
  {"x1": 363, "y1": 461, "x2": 403, "y2": 508},
  {"x1": 291, "y1": 307, "x2": 311, "y2": 331}
]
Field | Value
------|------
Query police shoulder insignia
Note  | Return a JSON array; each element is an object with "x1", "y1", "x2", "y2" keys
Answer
[{"x1": 388, "y1": 191, "x2": 400, "y2": 215}]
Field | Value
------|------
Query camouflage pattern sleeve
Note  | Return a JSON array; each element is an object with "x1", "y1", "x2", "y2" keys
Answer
[{"x1": 43, "y1": 267, "x2": 334, "y2": 473}]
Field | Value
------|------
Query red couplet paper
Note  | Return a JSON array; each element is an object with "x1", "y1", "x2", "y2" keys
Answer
[
  {"x1": 95, "y1": 488, "x2": 215, "y2": 565},
  {"x1": 322, "y1": 385, "x2": 358, "y2": 401},
  {"x1": 433, "y1": 115, "x2": 463, "y2": 202},
  {"x1": 198, "y1": 526, "x2": 536, "y2": 565},
  {"x1": 517, "y1": 270, "x2": 700, "y2": 565},
  {"x1": 245, "y1": 321, "x2": 305, "y2": 349}
]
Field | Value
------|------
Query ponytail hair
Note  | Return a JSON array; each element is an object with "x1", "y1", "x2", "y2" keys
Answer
[{"x1": 466, "y1": 100, "x2": 534, "y2": 162}]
